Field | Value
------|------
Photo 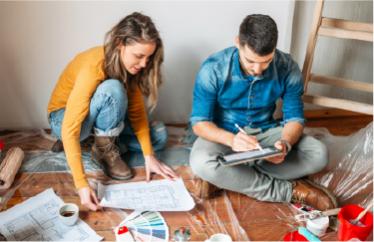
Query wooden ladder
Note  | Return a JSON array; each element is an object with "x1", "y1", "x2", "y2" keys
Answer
[{"x1": 302, "y1": 0, "x2": 373, "y2": 115}]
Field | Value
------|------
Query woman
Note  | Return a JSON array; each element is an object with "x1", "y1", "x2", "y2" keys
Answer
[{"x1": 47, "y1": 12, "x2": 177, "y2": 211}]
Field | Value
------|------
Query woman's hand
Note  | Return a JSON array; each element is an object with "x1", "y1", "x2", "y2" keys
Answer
[
  {"x1": 78, "y1": 186, "x2": 101, "y2": 211},
  {"x1": 144, "y1": 155, "x2": 178, "y2": 181}
]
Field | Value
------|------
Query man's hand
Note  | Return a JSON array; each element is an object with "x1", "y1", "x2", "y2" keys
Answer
[
  {"x1": 144, "y1": 155, "x2": 178, "y2": 181},
  {"x1": 265, "y1": 140, "x2": 288, "y2": 164},
  {"x1": 231, "y1": 132, "x2": 260, "y2": 152},
  {"x1": 78, "y1": 186, "x2": 101, "y2": 211}
]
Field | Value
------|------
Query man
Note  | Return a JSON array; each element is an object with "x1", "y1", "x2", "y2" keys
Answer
[{"x1": 189, "y1": 14, "x2": 337, "y2": 211}]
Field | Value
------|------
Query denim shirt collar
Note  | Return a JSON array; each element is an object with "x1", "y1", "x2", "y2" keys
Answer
[{"x1": 233, "y1": 48, "x2": 273, "y2": 82}]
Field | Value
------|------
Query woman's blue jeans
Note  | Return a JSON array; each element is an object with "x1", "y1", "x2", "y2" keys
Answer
[{"x1": 49, "y1": 79, "x2": 167, "y2": 153}]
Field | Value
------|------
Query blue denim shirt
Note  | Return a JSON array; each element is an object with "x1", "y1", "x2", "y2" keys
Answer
[{"x1": 190, "y1": 47, "x2": 304, "y2": 133}]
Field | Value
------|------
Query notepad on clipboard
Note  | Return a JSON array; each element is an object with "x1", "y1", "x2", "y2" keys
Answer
[{"x1": 217, "y1": 147, "x2": 282, "y2": 166}]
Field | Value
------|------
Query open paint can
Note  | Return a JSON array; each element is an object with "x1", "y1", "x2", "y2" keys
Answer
[{"x1": 306, "y1": 216, "x2": 329, "y2": 237}]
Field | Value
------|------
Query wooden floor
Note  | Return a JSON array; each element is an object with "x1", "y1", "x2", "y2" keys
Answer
[
  {"x1": 304, "y1": 109, "x2": 373, "y2": 136},
  {"x1": 0, "y1": 109, "x2": 372, "y2": 241}
]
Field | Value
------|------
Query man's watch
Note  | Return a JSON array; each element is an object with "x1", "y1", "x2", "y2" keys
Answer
[{"x1": 280, "y1": 139, "x2": 292, "y2": 153}]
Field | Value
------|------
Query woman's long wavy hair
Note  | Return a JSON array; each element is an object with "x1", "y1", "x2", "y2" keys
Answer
[{"x1": 104, "y1": 12, "x2": 163, "y2": 111}]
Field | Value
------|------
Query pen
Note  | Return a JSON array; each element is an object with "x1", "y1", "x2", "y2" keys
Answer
[{"x1": 234, "y1": 123, "x2": 263, "y2": 150}]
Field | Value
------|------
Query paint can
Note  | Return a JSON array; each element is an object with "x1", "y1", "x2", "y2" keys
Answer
[{"x1": 306, "y1": 216, "x2": 329, "y2": 237}]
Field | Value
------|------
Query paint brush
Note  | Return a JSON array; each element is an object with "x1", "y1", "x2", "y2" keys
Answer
[{"x1": 350, "y1": 201, "x2": 373, "y2": 225}]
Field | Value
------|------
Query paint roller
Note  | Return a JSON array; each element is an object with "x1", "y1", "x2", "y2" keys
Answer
[{"x1": 0, "y1": 147, "x2": 24, "y2": 193}]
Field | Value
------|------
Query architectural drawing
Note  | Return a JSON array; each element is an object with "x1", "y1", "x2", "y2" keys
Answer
[
  {"x1": 99, "y1": 178, "x2": 195, "y2": 211},
  {"x1": 104, "y1": 185, "x2": 179, "y2": 211},
  {"x1": 0, "y1": 189, "x2": 102, "y2": 241}
]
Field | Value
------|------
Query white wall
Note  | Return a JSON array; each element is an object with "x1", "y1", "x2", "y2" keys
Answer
[
  {"x1": 291, "y1": 0, "x2": 373, "y2": 108},
  {"x1": 0, "y1": 1, "x2": 295, "y2": 129},
  {"x1": 0, "y1": 1, "x2": 372, "y2": 129}
]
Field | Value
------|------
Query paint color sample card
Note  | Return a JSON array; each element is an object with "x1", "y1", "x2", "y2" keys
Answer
[{"x1": 116, "y1": 211, "x2": 169, "y2": 242}]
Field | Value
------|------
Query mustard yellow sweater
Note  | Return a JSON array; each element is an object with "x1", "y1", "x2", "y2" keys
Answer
[{"x1": 48, "y1": 46, "x2": 153, "y2": 189}]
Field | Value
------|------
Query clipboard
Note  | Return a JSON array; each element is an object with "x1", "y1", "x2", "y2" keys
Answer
[{"x1": 217, "y1": 147, "x2": 282, "y2": 167}]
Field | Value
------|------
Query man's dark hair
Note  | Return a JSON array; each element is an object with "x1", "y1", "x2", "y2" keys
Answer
[{"x1": 239, "y1": 14, "x2": 278, "y2": 56}]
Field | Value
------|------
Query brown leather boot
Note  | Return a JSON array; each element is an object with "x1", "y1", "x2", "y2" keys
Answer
[
  {"x1": 291, "y1": 179, "x2": 338, "y2": 211},
  {"x1": 91, "y1": 136, "x2": 133, "y2": 180},
  {"x1": 194, "y1": 178, "x2": 223, "y2": 199}
]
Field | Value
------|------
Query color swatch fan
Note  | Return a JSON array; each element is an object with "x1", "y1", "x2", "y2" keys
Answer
[{"x1": 115, "y1": 211, "x2": 169, "y2": 242}]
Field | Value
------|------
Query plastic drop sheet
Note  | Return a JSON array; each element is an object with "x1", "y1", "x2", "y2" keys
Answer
[
  {"x1": 0, "y1": 123, "x2": 372, "y2": 241},
  {"x1": 306, "y1": 122, "x2": 373, "y2": 208},
  {"x1": 0, "y1": 129, "x2": 249, "y2": 241}
]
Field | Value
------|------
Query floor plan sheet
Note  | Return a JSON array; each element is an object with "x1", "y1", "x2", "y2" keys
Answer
[
  {"x1": 0, "y1": 189, "x2": 102, "y2": 241},
  {"x1": 98, "y1": 178, "x2": 195, "y2": 211}
]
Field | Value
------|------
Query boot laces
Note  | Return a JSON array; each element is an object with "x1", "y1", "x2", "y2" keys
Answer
[
  {"x1": 100, "y1": 137, "x2": 121, "y2": 164},
  {"x1": 292, "y1": 193, "x2": 306, "y2": 204}
]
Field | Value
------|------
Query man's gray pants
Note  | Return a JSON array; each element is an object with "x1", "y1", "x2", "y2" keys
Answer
[{"x1": 189, "y1": 126, "x2": 328, "y2": 202}]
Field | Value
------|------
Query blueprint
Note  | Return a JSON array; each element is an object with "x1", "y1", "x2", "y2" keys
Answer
[
  {"x1": 98, "y1": 178, "x2": 195, "y2": 211},
  {"x1": 0, "y1": 189, "x2": 102, "y2": 241}
]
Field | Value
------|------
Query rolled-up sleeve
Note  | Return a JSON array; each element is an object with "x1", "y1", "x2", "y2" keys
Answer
[
  {"x1": 281, "y1": 61, "x2": 305, "y2": 126},
  {"x1": 190, "y1": 61, "x2": 218, "y2": 126}
]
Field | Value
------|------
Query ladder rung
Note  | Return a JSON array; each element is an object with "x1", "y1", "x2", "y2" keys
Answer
[
  {"x1": 321, "y1": 17, "x2": 373, "y2": 33},
  {"x1": 318, "y1": 26, "x2": 373, "y2": 42},
  {"x1": 303, "y1": 94, "x2": 373, "y2": 115},
  {"x1": 310, "y1": 74, "x2": 373, "y2": 93}
]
